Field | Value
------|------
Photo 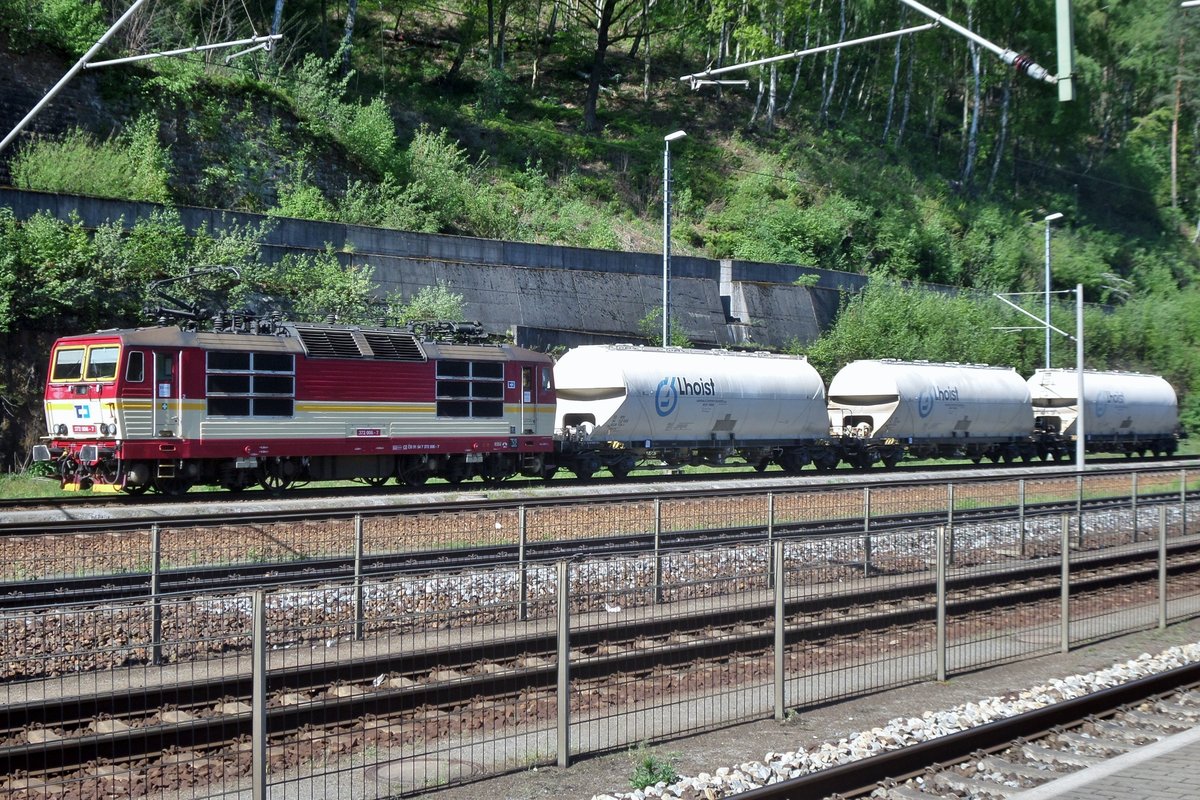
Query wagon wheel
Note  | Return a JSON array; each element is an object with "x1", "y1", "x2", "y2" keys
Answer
[
  {"x1": 609, "y1": 455, "x2": 637, "y2": 480},
  {"x1": 540, "y1": 466, "x2": 559, "y2": 482},
  {"x1": 258, "y1": 460, "x2": 293, "y2": 494},
  {"x1": 123, "y1": 483, "x2": 150, "y2": 496}
]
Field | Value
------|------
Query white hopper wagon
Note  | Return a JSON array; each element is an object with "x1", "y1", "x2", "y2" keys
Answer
[
  {"x1": 827, "y1": 359, "x2": 1035, "y2": 467},
  {"x1": 553, "y1": 345, "x2": 830, "y2": 477},
  {"x1": 1028, "y1": 368, "x2": 1178, "y2": 457}
]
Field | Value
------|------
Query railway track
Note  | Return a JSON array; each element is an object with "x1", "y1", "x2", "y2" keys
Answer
[
  {"x1": 1, "y1": 491, "x2": 1194, "y2": 609},
  {"x1": 3, "y1": 541, "x2": 1198, "y2": 789},
  {"x1": 3, "y1": 455, "x2": 1195, "y2": 519},
  {"x1": 735, "y1": 662, "x2": 1200, "y2": 800}
]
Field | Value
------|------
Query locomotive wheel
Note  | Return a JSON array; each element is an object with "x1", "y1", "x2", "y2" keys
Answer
[
  {"x1": 361, "y1": 476, "x2": 389, "y2": 488},
  {"x1": 396, "y1": 465, "x2": 429, "y2": 487},
  {"x1": 123, "y1": 484, "x2": 150, "y2": 496},
  {"x1": 540, "y1": 466, "x2": 559, "y2": 482},
  {"x1": 444, "y1": 456, "x2": 470, "y2": 484},
  {"x1": 258, "y1": 461, "x2": 293, "y2": 494},
  {"x1": 154, "y1": 477, "x2": 193, "y2": 496}
]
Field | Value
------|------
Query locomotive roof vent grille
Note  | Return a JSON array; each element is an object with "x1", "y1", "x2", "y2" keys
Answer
[
  {"x1": 363, "y1": 331, "x2": 426, "y2": 361},
  {"x1": 296, "y1": 328, "x2": 364, "y2": 359}
]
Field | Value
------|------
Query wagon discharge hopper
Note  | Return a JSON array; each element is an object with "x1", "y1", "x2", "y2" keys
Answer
[
  {"x1": 1028, "y1": 368, "x2": 1179, "y2": 457},
  {"x1": 827, "y1": 359, "x2": 1035, "y2": 467},
  {"x1": 552, "y1": 345, "x2": 831, "y2": 477}
]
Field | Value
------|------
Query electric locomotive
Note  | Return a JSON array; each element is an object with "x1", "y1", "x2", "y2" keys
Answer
[{"x1": 34, "y1": 315, "x2": 556, "y2": 493}]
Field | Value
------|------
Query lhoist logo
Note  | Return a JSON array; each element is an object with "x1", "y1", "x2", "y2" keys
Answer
[
  {"x1": 655, "y1": 376, "x2": 716, "y2": 417},
  {"x1": 917, "y1": 385, "x2": 959, "y2": 418},
  {"x1": 1095, "y1": 390, "x2": 1125, "y2": 419}
]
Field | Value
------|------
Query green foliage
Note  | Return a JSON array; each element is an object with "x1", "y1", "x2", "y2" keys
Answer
[
  {"x1": 392, "y1": 281, "x2": 466, "y2": 323},
  {"x1": 287, "y1": 51, "x2": 399, "y2": 177},
  {"x1": 638, "y1": 310, "x2": 691, "y2": 348},
  {"x1": 10, "y1": 115, "x2": 171, "y2": 203},
  {"x1": 0, "y1": 209, "x2": 379, "y2": 333},
  {"x1": 343, "y1": 97, "x2": 400, "y2": 175},
  {"x1": 628, "y1": 746, "x2": 678, "y2": 791},
  {"x1": 802, "y1": 280, "x2": 1027, "y2": 379},
  {"x1": 2, "y1": 0, "x2": 107, "y2": 57}
]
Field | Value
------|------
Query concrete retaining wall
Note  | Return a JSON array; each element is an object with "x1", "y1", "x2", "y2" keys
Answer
[{"x1": 0, "y1": 187, "x2": 874, "y2": 350}]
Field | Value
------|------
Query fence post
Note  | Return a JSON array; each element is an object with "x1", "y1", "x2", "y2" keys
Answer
[
  {"x1": 1061, "y1": 514, "x2": 1071, "y2": 654},
  {"x1": 1018, "y1": 479, "x2": 1027, "y2": 558},
  {"x1": 654, "y1": 499, "x2": 663, "y2": 604},
  {"x1": 774, "y1": 539, "x2": 785, "y2": 721},
  {"x1": 1159, "y1": 505, "x2": 1168, "y2": 630},
  {"x1": 936, "y1": 525, "x2": 946, "y2": 682},
  {"x1": 556, "y1": 560, "x2": 570, "y2": 768},
  {"x1": 766, "y1": 493, "x2": 775, "y2": 589},
  {"x1": 1131, "y1": 472, "x2": 1139, "y2": 543},
  {"x1": 1076, "y1": 474, "x2": 1085, "y2": 550},
  {"x1": 519, "y1": 506, "x2": 529, "y2": 621},
  {"x1": 1183, "y1": 468, "x2": 1189, "y2": 538},
  {"x1": 353, "y1": 514, "x2": 365, "y2": 641},
  {"x1": 946, "y1": 484, "x2": 955, "y2": 566},
  {"x1": 150, "y1": 523, "x2": 163, "y2": 666},
  {"x1": 862, "y1": 487, "x2": 872, "y2": 576},
  {"x1": 252, "y1": 590, "x2": 267, "y2": 800}
]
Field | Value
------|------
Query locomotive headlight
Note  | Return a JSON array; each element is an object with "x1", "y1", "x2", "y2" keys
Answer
[{"x1": 56, "y1": 424, "x2": 68, "y2": 436}]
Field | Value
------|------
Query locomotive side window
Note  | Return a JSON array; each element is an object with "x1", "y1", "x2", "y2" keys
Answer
[
  {"x1": 435, "y1": 360, "x2": 504, "y2": 418},
  {"x1": 206, "y1": 351, "x2": 295, "y2": 417},
  {"x1": 540, "y1": 367, "x2": 552, "y2": 392},
  {"x1": 51, "y1": 347, "x2": 85, "y2": 382},
  {"x1": 84, "y1": 346, "x2": 120, "y2": 381},
  {"x1": 125, "y1": 351, "x2": 145, "y2": 383}
]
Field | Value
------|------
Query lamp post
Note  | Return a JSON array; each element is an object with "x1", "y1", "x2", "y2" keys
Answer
[
  {"x1": 662, "y1": 130, "x2": 687, "y2": 347},
  {"x1": 1043, "y1": 212, "x2": 1063, "y2": 368},
  {"x1": 1076, "y1": 284, "x2": 1085, "y2": 468}
]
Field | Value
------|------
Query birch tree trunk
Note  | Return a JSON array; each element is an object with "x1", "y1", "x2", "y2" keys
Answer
[
  {"x1": 961, "y1": 7, "x2": 982, "y2": 189},
  {"x1": 987, "y1": 75, "x2": 1011, "y2": 193},
  {"x1": 819, "y1": 0, "x2": 845, "y2": 125}
]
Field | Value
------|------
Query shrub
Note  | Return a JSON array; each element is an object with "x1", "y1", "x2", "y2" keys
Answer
[
  {"x1": 10, "y1": 114, "x2": 170, "y2": 203},
  {"x1": 392, "y1": 281, "x2": 466, "y2": 323}
]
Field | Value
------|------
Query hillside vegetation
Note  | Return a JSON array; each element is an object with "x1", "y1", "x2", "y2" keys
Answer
[{"x1": 0, "y1": 0, "x2": 1199, "y2": 445}]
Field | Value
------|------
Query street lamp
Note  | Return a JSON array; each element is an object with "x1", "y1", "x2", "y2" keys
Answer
[
  {"x1": 662, "y1": 130, "x2": 687, "y2": 347},
  {"x1": 1043, "y1": 212, "x2": 1064, "y2": 368}
]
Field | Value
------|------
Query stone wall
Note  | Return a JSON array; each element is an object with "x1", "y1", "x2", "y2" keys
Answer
[{"x1": 0, "y1": 187, "x2": 870, "y2": 349}]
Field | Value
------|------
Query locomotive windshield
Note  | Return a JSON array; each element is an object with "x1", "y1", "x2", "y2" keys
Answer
[{"x1": 51, "y1": 345, "x2": 121, "y2": 382}]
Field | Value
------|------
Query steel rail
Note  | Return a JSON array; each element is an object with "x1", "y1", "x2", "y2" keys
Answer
[
  {"x1": 3, "y1": 456, "x2": 1194, "y2": 522},
  {"x1": 734, "y1": 662, "x2": 1200, "y2": 799}
]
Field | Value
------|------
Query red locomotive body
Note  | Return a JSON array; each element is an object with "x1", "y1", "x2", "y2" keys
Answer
[{"x1": 35, "y1": 321, "x2": 556, "y2": 493}]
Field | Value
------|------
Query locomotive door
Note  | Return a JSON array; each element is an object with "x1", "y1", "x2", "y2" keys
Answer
[
  {"x1": 153, "y1": 352, "x2": 182, "y2": 437},
  {"x1": 520, "y1": 366, "x2": 536, "y2": 434}
]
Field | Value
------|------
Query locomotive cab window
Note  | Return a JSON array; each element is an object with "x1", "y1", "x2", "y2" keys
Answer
[
  {"x1": 51, "y1": 347, "x2": 85, "y2": 382},
  {"x1": 84, "y1": 346, "x2": 120, "y2": 381},
  {"x1": 206, "y1": 351, "x2": 296, "y2": 417},
  {"x1": 51, "y1": 345, "x2": 121, "y2": 383},
  {"x1": 436, "y1": 360, "x2": 504, "y2": 418}
]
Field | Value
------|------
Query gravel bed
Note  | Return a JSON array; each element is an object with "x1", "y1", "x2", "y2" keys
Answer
[{"x1": 588, "y1": 639, "x2": 1200, "y2": 800}]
